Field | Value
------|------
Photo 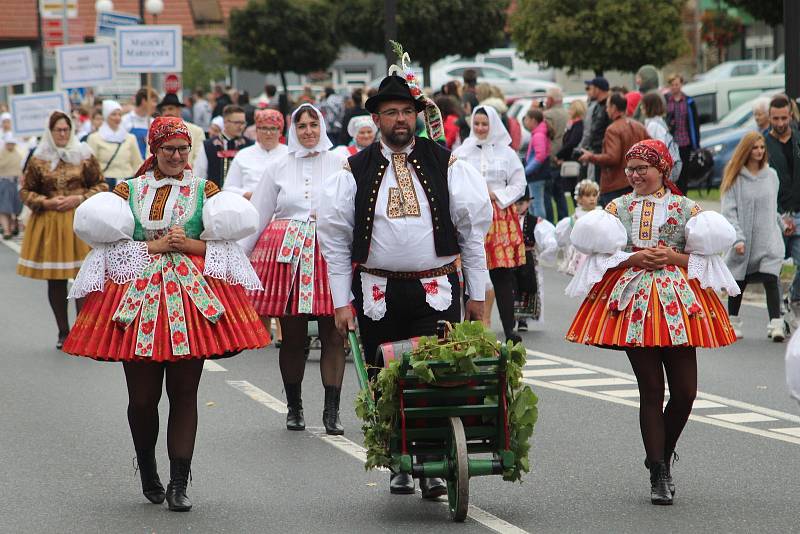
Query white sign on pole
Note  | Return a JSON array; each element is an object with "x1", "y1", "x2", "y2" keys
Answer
[
  {"x1": 40, "y1": 0, "x2": 78, "y2": 19},
  {"x1": 95, "y1": 11, "x2": 140, "y2": 39},
  {"x1": 9, "y1": 92, "x2": 70, "y2": 137},
  {"x1": 0, "y1": 47, "x2": 35, "y2": 86},
  {"x1": 56, "y1": 43, "x2": 114, "y2": 89},
  {"x1": 116, "y1": 25, "x2": 182, "y2": 73}
]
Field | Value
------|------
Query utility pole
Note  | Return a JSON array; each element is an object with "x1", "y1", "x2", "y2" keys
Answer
[
  {"x1": 383, "y1": 0, "x2": 396, "y2": 71},
  {"x1": 139, "y1": 0, "x2": 147, "y2": 87},
  {"x1": 36, "y1": 0, "x2": 45, "y2": 91},
  {"x1": 785, "y1": 0, "x2": 800, "y2": 100}
]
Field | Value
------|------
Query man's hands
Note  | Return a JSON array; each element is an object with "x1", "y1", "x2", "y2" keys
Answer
[
  {"x1": 334, "y1": 305, "x2": 356, "y2": 338},
  {"x1": 577, "y1": 149, "x2": 593, "y2": 163},
  {"x1": 734, "y1": 242, "x2": 745, "y2": 255},
  {"x1": 464, "y1": 299, "x2": 484, "y2": 322}
]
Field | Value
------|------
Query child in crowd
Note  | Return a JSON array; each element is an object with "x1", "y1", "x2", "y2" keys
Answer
[{"x1": 555, "y1": 179, "x2": 602, "y2": 275}]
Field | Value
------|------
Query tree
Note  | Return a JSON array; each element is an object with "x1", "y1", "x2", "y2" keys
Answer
[
  {"x1": 510, "y1": 0, "x2": 689, "y2": 76},
  {"x1": 227, "y1": 0, "x2": 340, "y2": 97},
  {"x1": 336, "y1": 0, "x2": 509, "y2": 88},
  {"x1": 726, "y1": 0, "x2": 783, "y2": 27},
  {"x1": 182, "y1": 36, "x2": 228, "y2": 93},
  {"x1": 701, "y1": 9, "x2": 744, "y2": 64}
]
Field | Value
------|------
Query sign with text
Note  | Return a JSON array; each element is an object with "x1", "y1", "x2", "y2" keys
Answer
[
  {"x1": 116, "y1": 25, "x2": 182, "y2": 73},
  {"x1": 0, "y1": 47, "x2": 35, "y2": 86},
  {"x1": 95, "y1": 11, "x2": 140, "y2": 39},
  {"x1": 9, "y1": 92, "x2": 69, "y2": 137},
  {"x1": 56, "y1": 43, "x2": 114, "y2": 89}
]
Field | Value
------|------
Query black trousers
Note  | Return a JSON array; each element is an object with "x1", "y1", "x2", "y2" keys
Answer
[
  {"x1": 352, "y1": 270, "x2": 461, "y2": 368},
  {"x1": 676, "y1": 145, "x2": 692, "y2": 193}
]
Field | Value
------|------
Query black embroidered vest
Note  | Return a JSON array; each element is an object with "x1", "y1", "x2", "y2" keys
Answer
[
  {"x1": 203, "y1": 135, "x2": 253, "y2": 188},
  {"x1": 349, "y1": 137, "x2": 460, "y2": 264}
]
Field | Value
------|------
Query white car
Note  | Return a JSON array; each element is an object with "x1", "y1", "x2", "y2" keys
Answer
[
  {"x1": 694, "y1": 60, "x2": 771, "y2": 82},
  {"x1": 428, "y1": 62, "x2": 559, "y2": 98},
  {"x1": 682, "y1": 74, "x2": 784, "y2": 125}
]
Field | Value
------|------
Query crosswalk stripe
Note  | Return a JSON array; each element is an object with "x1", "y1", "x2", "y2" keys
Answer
[
  {"x1": 706, "y1": 412, "x2": 779, "y2": 423},
  {"x1": 524, "y1": 358, "x2": 560, "y2": 366},
  {"x1": 770, "y1": 427, "x2": 800, "y2": 437},
  {"x1": 551, "y1": 377, "x2": 635, "y2": 387},
  {"x1": 690, "y1": 399, "x2": 727, "y2": 409},
  {"x1": 598, "y1": 389, "x2": 641, "y2": 398},
  {"x1": 522, "y1": 367, "x2": 596, "y2": 378}
]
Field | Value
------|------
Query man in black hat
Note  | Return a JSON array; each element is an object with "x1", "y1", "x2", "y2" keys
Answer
[
  {"x1": 156, "y1": 93, "x2": 207, "y2": 167},
  {"x1": 317, "y1": 75, "x2": 492, "y2": 499},
  {"x1": 193, "y1": 104, "x2": 253, "y2": 187}
]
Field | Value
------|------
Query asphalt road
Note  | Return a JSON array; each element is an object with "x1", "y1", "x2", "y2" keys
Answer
[{"x1": 2, "y1": 233, "x2": 800, "y2": 534}]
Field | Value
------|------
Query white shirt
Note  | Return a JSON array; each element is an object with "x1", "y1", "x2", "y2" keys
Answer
[
  {"x1": 239, "y1": 149, "x2": 346, "y2": 255},
  {"x1": 453, "y1": 143, "x2": 526, "y2": 208},
  {"x1": 223, "y1": 142, "x2": 288, "y2": 196},
  {"x1": 121, "y1": 110, "x2": 151, "y2": 132},
  {"x1": 317, "y1": 141, "x2": 493, "y2": 309}
]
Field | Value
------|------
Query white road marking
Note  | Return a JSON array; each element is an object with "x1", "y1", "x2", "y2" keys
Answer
[
  {"x1": 522, "y1": 367, "x2": 596, "y2": 378},
  {"x1": 770, "y1": 427, "x2": 800, "y2": 437},
  {"x1": 690, "y1": 399, "x2": 728, "y2": 409},
  {"x1": 0, "y1": 238, "x2": 20, "y2": 254},
  {"x1": 227, "y1": 380, "x2": 530, "y2": 534},
  {"x1": 203, "y1": 360, "x2": 228, "y2": 372},
  {"x1": 599, "y1": 388, "x2": 642, "y2": 398},
  {"x1": 523, "y1": 358, "x2": 560, "y2": 367},
  {"x1": 551, "y1": 377, "x2": 634, "y2": 388},
  {"x1": 707, "y1": 412, "x2": 778, "y2": 424}
]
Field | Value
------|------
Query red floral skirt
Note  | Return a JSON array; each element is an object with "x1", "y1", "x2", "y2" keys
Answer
[
  {"x1": 63, "y1": 254, "x2": 271, "y2": 362},
  {"x1": 486, "y1": 203, "x2": 525, "y2": 270},
  {"x1": 566, "y1": 267, "x2": 736, "y2": 348},
  {"x1": 247, "y1": 219, "x2": 334, "y2": 317}
]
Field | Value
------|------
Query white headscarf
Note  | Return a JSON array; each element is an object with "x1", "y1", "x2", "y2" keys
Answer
[
  {"x1": 457, "y1": 105, "x2": 511, "y2": 154},
  {"x1": 287, "y1": 103, "x2": 333, "y2": 157},
  {"x1": 98, "y1": 99, "x2": 127, "y2": 143},
  {"x1": 211, "y1": 116, "x2": 224, "y2": 130},
  {"x1": 33, "y1": 111, "x2": 93, "y2": 171},
  {"x1": 3, "y1": 131, "x2": 17, "y2": 145},
  {"x1": 347, "y1": 114, "x2": 377, "y2": 140},
  {"x1": 0, "y1": 112, "x2": 11, "y2": 123}
]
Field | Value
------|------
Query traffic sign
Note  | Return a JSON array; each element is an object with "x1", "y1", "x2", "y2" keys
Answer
[{"x1": 164, "y1": 73, "x2": 181, "y2": 94}]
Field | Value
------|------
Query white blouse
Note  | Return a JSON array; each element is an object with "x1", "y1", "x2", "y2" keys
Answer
[
  {"x1": 223, "y1": 142, "x2": 289, "y2": 196},
  {"x1": 452, "y1": 143, "x2": 526, "y2": 208},
  {"x1": 240, "y1": 150, "x2": 346, "y2": 255}
]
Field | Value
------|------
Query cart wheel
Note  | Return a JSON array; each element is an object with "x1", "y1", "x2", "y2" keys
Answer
[{"x1": 447, "y1": 416, "x2": 469, "y2": 522}]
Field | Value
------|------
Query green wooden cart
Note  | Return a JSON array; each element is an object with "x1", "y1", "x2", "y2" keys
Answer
[{"x1": 349, "y1": 330, "x2": 516, "y2": 522}]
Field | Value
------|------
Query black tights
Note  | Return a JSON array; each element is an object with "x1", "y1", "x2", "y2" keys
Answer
[
  {"x1": 727, "y1": 272, "x2": 782, "y2": 319},
  {"x1": 122, "y1": 359, "x2": 204, "y2": 460},
  {"x1": 278, "y1": 316, "x2": 345, "y2": 387},
  {"x1": 626, "y1": 347, "x2": 697, "y2": 462},
  {"x1": 47, "y1": 280, "x2": 83, "y2": 336},
  {"x1": 489, "y1": 268, "x2": 516, "y2": 338}
]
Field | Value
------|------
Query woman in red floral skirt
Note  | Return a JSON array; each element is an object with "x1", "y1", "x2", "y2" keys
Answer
[
  {"x1": 64, "y1": 117, "x2": 270, "y2": 511},
  {"x1": 240, "y1": 103, "x2": 347, "y2": 435}
]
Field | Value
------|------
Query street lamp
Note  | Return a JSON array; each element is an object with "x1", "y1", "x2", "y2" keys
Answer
[
  {"x1": 95, "y1": 0, "x2": 114, "y2": 13},
  {"x1": 145, "y1": 0, "x2": 164, "y2": 23}
]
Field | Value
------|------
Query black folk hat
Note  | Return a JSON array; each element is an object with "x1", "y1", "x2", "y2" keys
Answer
[
  {"x1": 156, "y1": 92, "x2": 185, "y2": 110},
  {"x1": 365, "y1": 75, "x2": 426, "y2": 114}
]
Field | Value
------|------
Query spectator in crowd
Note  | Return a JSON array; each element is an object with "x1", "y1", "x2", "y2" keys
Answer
[
  {"x1": 192, "y1": 88, "x2": 212, "y2": 132},
  {"x1": 258, "y1": 83, "x2": 279, "y2": 108},
  {"x1": 584, "y1": 77, "x2": 611, "y2": 181},
  {"x1": 641, "y1": 92, "x2": 682, "y2": 183},
  {"x1": 632, "y1": 64, "x2": 660, "y2": 122},
  {"x1": 208, "y1": 116, "x2": 224, "y2": 139},
  {"x1": 721, "y1": 131, "x2": 786, "y2": 341},
  {"x1": 212, "y1": 84, "x2": 232, "y2": 118},
  {"x1": 665, "y1": 73, "x2": 700, "y2": 193},
  {"x1": 434, "y1": 95, "x2": 463, "y2": 149},
  {"x1": 157, "y1": 93, "x2": 207, "y2": 166},
  {"x1": 0, "y1": 132, "x2": 23, "y2": 239},
  {"x1": 554, "y1": 99, "x2": 587, "y2": 198},
  {"x1": 578, "y1": 83, "x2": 598, "y2": 179},
  {"x1": 579, "y1": 92, "x2": 649, "y2": 206},
  {"x1": 337, "y1": 88, "x2": 368, "y2": 146},
  {"x1": 523, "y1": 108, "x2": 552, "y2": 218},
  {"x1": 766, "y1": 95, "x2": 800, "y2": 321},
  {"x1": 458, "y1": 91, "x2": 479, "y2": 143},
  {"x1": 79, "y1": 109, "x2": 104, "y2": 142},
  {"x1": 319, "y1": 87, "x2": 345, "y2": 144},
  {"x1": 463, "y1": 68, "x2": 478, "y2": 96},
  {"x1": 544, "y1": 87, "x2": 570, "y2": 221},
  {"x1": 442, "y1": 80, "x2": 462, "y2": 99},
  {"x1": 85, "y1": 100, "x2": 142, "y2": 189},
  {"x1": 194, "y1": 104, "x2": 253, "y2": 187},
  {"x1": 752, "y1": 96, "x2": 771, "y2": 133},
  {"x1": 296, "y1": 86, "x2": 316, "y2": 106},
  {"x1": 238, "y1": 91, "x2": 256, "y2": 126},
  {"x1": 121, "y1": 87, "x2": 158, "y2": 158}
]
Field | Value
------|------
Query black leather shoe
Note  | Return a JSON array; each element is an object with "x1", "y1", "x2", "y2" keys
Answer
[
  {"x1": 135, "y1": 449, "x2": 165, "y2": 504},
  {"x1": 284, "y1": 383, "x2": 305, "y2": 431},
  {"x1": 648, "y1": 460, "x2": 673, "y2": 505},
  {"x1": 506, "y1": 333, "x2": 523, "y2": 345},
  {"x1": 420, "y1": 477, "x2": 447, "y2": 499},
  {"x1": 645, "y1": 454, "x2": 677, "y2": 497},
  {"x1": 322, "y1": 385, "x2": 344, "y2": 435},
  {"x1": 56, "y1": 331, "x2": 69, "y2": 350},
  {"x1": 165, "y1": 459, "x2": 192, "y2": 512},
  {"x1": 389, "y1": 472, "x2": 415, "y2": 495}
]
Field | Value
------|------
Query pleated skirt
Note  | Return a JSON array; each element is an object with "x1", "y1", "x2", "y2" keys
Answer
[
  {"x1": 17, "y1": 209, "x2": 90, "y2": 279},
  {"x1": 485, "y1": 203, "x2": 525, "y2": 270}
]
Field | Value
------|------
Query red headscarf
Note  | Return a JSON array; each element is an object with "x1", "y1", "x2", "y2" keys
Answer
[
  {"x1": 134, "y1": 116, "x2": 192, "y2": 177},
  {"x1": 625, "y1": 139, "x2": 682, "y2": 195},
  {"x1": 254, "y1": 109, "x2": 284, "y2": 131}
]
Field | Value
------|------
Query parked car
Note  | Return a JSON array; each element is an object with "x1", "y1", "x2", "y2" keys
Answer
[
  {"x1": 694, "y1": 60, "x2": 771, "y2": 82},
  {"x1": 759, "y1": 55, "x2": 785, "y2": 75},
  {"x1": 700, "y1": 89, "x2": 781, "y2": 139},
  {"x1": 453, "y1": 48, "x2": 556, "y2": 82},
  {"x1": 701, "y1": 124, "x2": 764, "y2": 187},
  {"x1": 682, "y1": 74, "x2": 784, "y2": 125},
  {"x1": 428, "y1": 62, "x2": 559, "y2": 98}
]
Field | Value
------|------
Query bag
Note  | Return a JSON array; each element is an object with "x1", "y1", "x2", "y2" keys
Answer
[
  {"x1": 560, "y1": 161, "x2": 580, "y2": 178},
  {"x1": 684, "y1": 148, "x2": 714, "y2": 190}
]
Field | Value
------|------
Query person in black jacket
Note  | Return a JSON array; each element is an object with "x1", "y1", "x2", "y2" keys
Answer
[
  {"x1": 554, "y1": 100, "x2": 587, "y2": 201},
  {"x1": 337, "y1": 88, "x2": 368, "y2": 146}
]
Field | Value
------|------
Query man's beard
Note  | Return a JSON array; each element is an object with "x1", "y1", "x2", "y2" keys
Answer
[
  {"x1": 383, "y1": 126, "x2": 412, "y2": 147},
  {"x1": 774, "y1": 124, "x2": 789, "y2": 136}
]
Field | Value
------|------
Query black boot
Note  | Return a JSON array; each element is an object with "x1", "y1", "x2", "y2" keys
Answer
[
  {"x1": 165, "y1": 459, "x2": 192, "y2": 512},
  {"x1": 648, "y1": 460, "x2": 673, "y2": 505},
  {"x1": 135, "y1": 448, "x2": 165, "y2": 504},
  {"x1": 323, "y1": 385, "x2": 344, "y2": 435},
  {"x1": 665, "y1": 450, "x2": 677, "y2": 496},
  {"x1": 285, "y1": 383, "x2": 305, "y2": 431}
]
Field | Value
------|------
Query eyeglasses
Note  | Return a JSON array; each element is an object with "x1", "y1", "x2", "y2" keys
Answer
[
  {"x1": 378, "y1": 108, "x2": 417, "y2": 120},
  {"x1": 51, "y1": 127, "x2": 71, "y2": 134},
  {"x1": 225, "y1": 120, "x2": 246, "y2": 126},
  {"x1": 623, "y1": 165, "x2": 653, "y2": 177},
  {"x1": 159, "y1": 146, "x2": 191, "y2": 156},
  {"x1": 256, "y1": 126, "x2": 280, "y2": 133}
]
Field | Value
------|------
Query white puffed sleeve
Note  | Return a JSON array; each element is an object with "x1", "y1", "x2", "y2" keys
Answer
[
  {"x1": 565, "y1": 210, "x2": 634, "y2": 298},
  {"x1": 534, "y1": 218, "x2": 558, "y2": 264},
  {"x1": 555, "y1": 216, "x2": 573, "y2": 248},
  {"x1": 200, "y1": 191, "x2": 262, "y2": 290},
  {"x1": 786, "y1": 331, "x2": 800, "y2": 403},
  {"x1": 684, "y1": 211, "x2": 740, "y2": 295},
  {"x1": 69, "y1": 192, "x2": 149, "y2": 299}
]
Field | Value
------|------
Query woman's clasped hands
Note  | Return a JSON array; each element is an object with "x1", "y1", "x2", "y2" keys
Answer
[{"x1": 627, "y1": 245, "x2": 685, "y2": 271}]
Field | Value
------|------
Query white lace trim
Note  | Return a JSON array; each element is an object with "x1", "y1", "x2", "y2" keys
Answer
[
  {"x1": 687, "y1": 253, "x2": 740, "y2": 296},
  {"x1": 68, "y1": 241, "x2": 150, "y2": 299},
  {"x1": 204, "y1": 240, "x2": 263, "y2": 290},
  {"x1": 565, "y1": 250, "x2": 634, "y2": 298}
]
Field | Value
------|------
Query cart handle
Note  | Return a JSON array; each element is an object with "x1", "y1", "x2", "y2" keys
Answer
[{"x1": 349, "y1": 330, "x2": 372, "y2": 400}]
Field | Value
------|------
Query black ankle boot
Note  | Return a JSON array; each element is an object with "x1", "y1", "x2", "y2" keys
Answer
[
  {"x1": 665, "y1": 450, "x2": 677, "y2": 496},
  {"x1": 285, "y1": 383, "x2": 305, "y2": 431},
  {"x1": 135, "y1": 448, "x2": 165, "y2": 504},
  {"x1": 323, "y1": 385, "x2": 344, "y2": 435},
  {"x1": 165, "y1": 459, "x2": 192, "y2": 512},
  {"x1": 648, "y1": 460, "x2": 673, "y2": 505}
]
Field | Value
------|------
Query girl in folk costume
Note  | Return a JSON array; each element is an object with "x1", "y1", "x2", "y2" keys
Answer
[
  {"x1": 720, "y1": 131, "x2": 786, "y2": 341},
  {"x1": 334, "y1": 115, "x2": 378, "y2": 158},
  {"x1": 555, "y1": 179, "x2": 601, "y2": 276},
  {"x1": 241, "y1": 103, "x2": 348, "y2": 435},
  {"x1": 63, "y1": 117, "x2": 270, "y2": 512},
  {"x1": 0, "y1": 132, "x2": 24, "y2": 239},
  {"x1": 565, "y1": 139, "x2": 739, "y2": 505},
  {"x1": 85, "y1": 100, "x2": 143, "y2": 189},
  {"x1": 454, "y1": 104, "x2": 527, "y2": 343},
  {"x1": 17, "y1": 111, "x2": 107, "y2": 349}
]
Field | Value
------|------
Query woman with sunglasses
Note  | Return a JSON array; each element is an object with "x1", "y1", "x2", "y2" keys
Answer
[
  {"x1": 63, "y1": 117, "x2": 270, "y2": 511},
  {"x1": 565, "y1": 139, "x2": 739, "y2": 505}
]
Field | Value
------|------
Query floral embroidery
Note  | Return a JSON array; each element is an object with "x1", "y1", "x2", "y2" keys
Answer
[
  {"x1": 372, "y1": 284, "x2": 385, "y2": 301},
  {"x1": 423, "y1": 279, "x2": 439, "y2": 295}
]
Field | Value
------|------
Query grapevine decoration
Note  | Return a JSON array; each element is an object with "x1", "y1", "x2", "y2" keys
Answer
[{"x1": 354, "y1": 321, "x2": 539, "y2": 482}]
